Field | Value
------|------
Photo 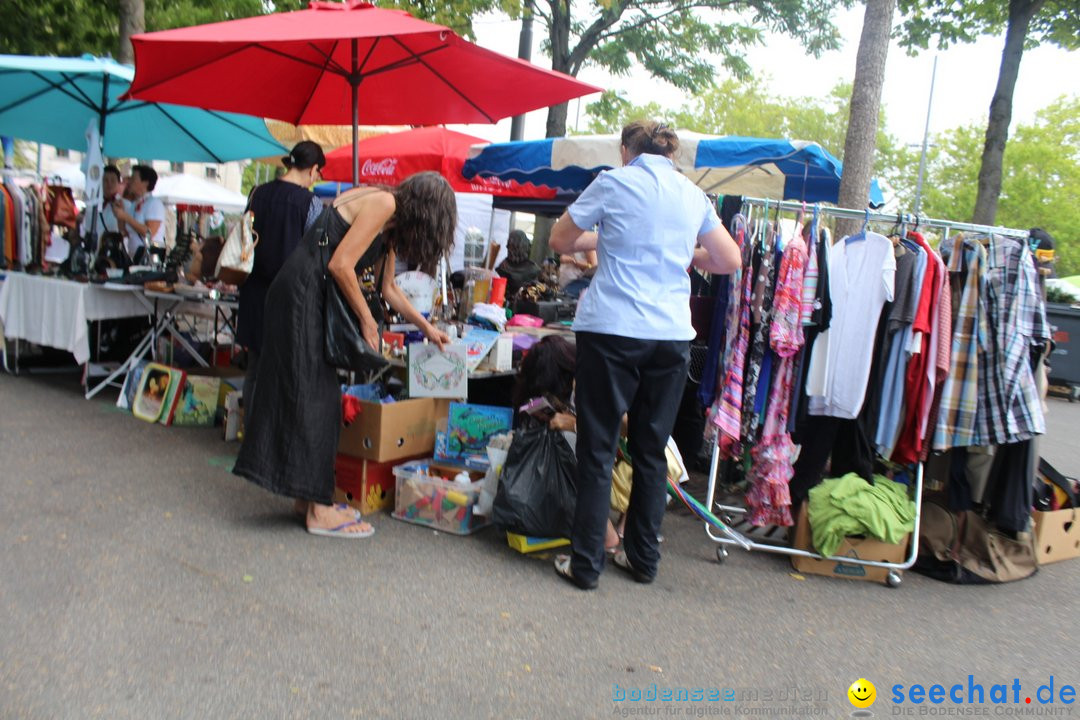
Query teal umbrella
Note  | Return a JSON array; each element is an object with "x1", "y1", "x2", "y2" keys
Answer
[{"x1": 0, "y1": 54, "x2": 285, "y2": 163}]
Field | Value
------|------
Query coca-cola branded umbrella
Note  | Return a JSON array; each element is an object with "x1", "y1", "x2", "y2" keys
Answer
[
  {"x1": 126, "y1": 0, "x2": 601, "y2": 184},
  {"x1": 320, "y1": 126, "x2": 554, "y2": 198}
]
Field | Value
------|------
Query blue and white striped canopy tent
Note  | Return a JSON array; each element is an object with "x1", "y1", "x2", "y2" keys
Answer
[{"x1": 463, "y1": 133, "x2": 884, "y2": 206}]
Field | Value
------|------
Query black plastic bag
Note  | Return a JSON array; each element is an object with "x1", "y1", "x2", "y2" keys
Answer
[{"x1": 492, "y1": 424, "x2": 577, "y2": 538}]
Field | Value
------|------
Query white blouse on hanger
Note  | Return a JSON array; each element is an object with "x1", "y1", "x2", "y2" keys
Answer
[{"x1": 806, "y1": 230, "x2": 896, "y2": 419}]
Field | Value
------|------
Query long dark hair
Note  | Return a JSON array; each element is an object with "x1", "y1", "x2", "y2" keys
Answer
[
  {"x1": 388, "y1": 171, "x2": 456, "y2": 275},
  {"x1": 512, "y1": 335, "x2": 576, "y2": 410}
]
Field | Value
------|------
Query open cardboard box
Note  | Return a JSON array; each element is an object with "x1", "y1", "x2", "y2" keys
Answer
[
  {"x1": 791, "y1": 503, "x2": 909, "y2": 584},
  {"x1": 338, "y1": 397, "x2": 451, "y2": 463},
  {"x1": 333, "y1": 453, "x2": 426, "y2": 515},
  {"x1": 1031, "y1": 508, "x2": 1080, "y2": 564}
]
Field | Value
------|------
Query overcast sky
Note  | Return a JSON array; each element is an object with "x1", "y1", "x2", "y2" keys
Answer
[{"x1": 453, "y1": 6, "x2": 1080, "y2": 146}]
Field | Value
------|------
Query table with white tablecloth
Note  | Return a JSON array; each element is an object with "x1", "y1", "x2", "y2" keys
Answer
[{"x1": 0, "y1": 272, "x2": 149, "y2": 366}]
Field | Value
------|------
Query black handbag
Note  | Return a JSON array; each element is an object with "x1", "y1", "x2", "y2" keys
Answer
[{"x1": 319, "y1": 211, "x2": 390, "y2": 373}]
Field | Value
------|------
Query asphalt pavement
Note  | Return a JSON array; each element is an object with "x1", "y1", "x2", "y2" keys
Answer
[{"x1": 2, "y1": 371, "x2": 1078, "y2": 719}]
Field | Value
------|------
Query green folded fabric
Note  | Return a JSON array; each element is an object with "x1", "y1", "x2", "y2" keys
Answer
[{"x1": 807, "y1": 473, "x2": 916, "y2": 557}]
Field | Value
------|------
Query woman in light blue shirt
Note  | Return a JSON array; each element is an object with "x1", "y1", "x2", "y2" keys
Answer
[{"x1": 549, "y1": 120, "x2": 741, "y2": 589}]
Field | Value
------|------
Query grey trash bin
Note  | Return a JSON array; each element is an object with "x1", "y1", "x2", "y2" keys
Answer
[{"x1": 1046, "y1": 302, "x2": 1080, "y2": 400}]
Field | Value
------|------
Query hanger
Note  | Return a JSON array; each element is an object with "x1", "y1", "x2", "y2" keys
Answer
[
  {"x1": 846, "y1": 208, "x2": 871, "y2": 244},
  {"x1": 773, "y1": 199, "x2": 784, "y2": 251},
  {"x1": 760, "y1": 198, "x2": 770, "y2": 250}
]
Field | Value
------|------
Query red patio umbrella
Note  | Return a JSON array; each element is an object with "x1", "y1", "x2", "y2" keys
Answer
[
  {"x1": 126, "y1": 0, "x2": 601, "y2": 184},
  {"x1": 320, "y1": 126, "x2": 556, "y2": 198}
]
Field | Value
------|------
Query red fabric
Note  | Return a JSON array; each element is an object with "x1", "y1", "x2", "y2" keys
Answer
[
  {"x1": 342, "y1": 395, "x2": 362, "y2": 426},
  {"x1": 320, "y1": 127, "x2": 556, "y2": 198},
  {"x1": 891, "y1": 231, "x2": 940, "y2": 465},
  {"x1": 127, "y1": 3, "x2": 600, "y2": 126}
]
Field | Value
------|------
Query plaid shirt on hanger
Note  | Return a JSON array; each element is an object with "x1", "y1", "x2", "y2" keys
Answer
[
  {"x1": 973, "y1": 236, "x2": 1049, "y2": 445},
  {"x1": 933, "y1": 237, "x2": 988, "y2": 450}
]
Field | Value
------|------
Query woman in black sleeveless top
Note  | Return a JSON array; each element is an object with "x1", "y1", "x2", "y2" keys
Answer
[
  {"x1": 234, "y1": 172, "x2": 456, "y2": 538},
  {"x1": 238, "y1": 141, "x2": 326, "y2": 407}
]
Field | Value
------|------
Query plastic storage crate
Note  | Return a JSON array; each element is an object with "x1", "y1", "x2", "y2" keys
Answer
[{"x1": 392, "y1": 459, "x2": 490, "y2": 535}]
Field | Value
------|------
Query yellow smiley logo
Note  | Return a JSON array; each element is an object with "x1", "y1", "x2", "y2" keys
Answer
[{"x1": 848, "y1": 678, "x2": 877, "y2": 709}]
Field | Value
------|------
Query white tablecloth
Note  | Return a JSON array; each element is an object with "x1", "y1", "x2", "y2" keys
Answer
[{"x1": 0, "y1": 273, "x2": 149, "y2": 365}]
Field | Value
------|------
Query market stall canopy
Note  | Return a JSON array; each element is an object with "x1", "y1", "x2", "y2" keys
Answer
[
  {"x1": 153, "y1": 173, "x2": 249, "y2": 213},
  {"x1": 264, "y1": 120, "x2": 403, "y2": 155},
  {"x1": 463, "y1": 133, "x2": 885, "y2": 207},
  {"x1": 0, "y1": 54, "x2": 287, "y2": 163},
  {"x1": 321, "y1": 126, "x2": 556, "y2": 198},
  {"x1": 125, "y1": 0, "x2": 601, "y2": 184}
]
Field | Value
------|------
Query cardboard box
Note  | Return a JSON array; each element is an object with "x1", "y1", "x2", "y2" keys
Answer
[
  {"x1": 338, "y1": 397, "x2": 451, "y2": 462},
  {"x1": 791, "y1": 504, "x2": 908, "y2": 584},
  {"x1": 1032, "y1": 509, "x2": 1080, "y2": 564},
  {"x1": 333, "y1": 454, "x2": 422, "y2": 515}
]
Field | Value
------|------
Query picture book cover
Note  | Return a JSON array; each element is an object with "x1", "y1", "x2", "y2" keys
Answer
[
  {"x1": 117, "y1": 360, "x2": 149, "y2": 411},
  {"x1": 459, "y1": 326, "x2": 501, "y2": 372},
  {"x1": 157, "y1": 366, "x2": 187, "y2": 426},
  {"x1": 408, "y1": 342, "x2": 468, "y2": 399},
  {"x1": 437, "y1": 402, "x2": 513, "y2": 464},
  {"x1": 132, "y1": 363, "x2": 184, "y2": 424},
  {"x1": 172, "y1": 375, "x2": 222, "y2": 427}
]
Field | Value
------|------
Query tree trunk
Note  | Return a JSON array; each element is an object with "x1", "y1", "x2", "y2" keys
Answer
[
  {"x1": 835, "y1": 0, "x2": 895, "y2": 238},
  {"x1": 117, "y1": 0, "x2": 145, "y2": 65},
  {"x1": 544, "y1": 0, "x2": 572, "y2": 138},
  {"x1": 971, "y1": 0, "x2": 1043, "y2": 225}
]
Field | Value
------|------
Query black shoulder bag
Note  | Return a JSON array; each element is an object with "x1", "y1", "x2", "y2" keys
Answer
[{"x1": 319, "y1": 210, "x2": 391, "y2": 373}]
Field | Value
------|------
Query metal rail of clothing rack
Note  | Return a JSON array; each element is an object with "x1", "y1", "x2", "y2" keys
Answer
[{"x1": 698, "y1": 198, "x2": 1032, "y2": 588}]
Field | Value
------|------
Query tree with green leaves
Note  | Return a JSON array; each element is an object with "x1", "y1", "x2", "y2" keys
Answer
[
  {"x1": 897, "y1": 0, "x2": 1080, "y2": 226},
  {"x1": 890, "y1": 96, "x2": 1080, "y2": 273},
  {"x1": 0, "y1": 0, "x2": 509, "y2": 62},
  {"x1": 0, "y1": 0, "x2": 303, "y2": 61},
  {"x1": 585, "y1": 77, "x2": 902, "y2": 175},
  {"x1": 535, "y1": 0, "x2": 852, "y2": 138}
]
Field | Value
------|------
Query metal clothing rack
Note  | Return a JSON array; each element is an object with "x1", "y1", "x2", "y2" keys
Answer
[
  {"x1": 698, "y1": 198, "x2": 1029, "y2": 588},
  {"x1": 738, "y1": 196, "x2": 1030, "y2": 240}
]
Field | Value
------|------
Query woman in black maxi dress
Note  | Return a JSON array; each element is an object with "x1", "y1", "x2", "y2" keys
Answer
[{"x1": 233, "y1": 172, "x2": 457, "y2": 537}]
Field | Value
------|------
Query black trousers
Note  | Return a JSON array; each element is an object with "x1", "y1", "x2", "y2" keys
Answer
[{"x1": 571, "y1": 332, "x2": 689, "y2": 583}]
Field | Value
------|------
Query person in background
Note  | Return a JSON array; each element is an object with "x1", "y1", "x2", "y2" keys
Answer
[
  {"x1": 237, "y1": 140, "x2": 327, "y2": 414},
  {"x1": 558, "y1": 248, "x2": 597, "y2": 298},
  {"x1": 113, "y1": 164, "x2": 165, "y2": 262},
  {"x1": 548, "y1": 120, "x2": 741, "y2": 589},
  {"x1": 496, "y1": 229, "x2": 541, "y2": 298},
  {"x1": 80, "y1": 164, "x2": 124, "y2": 244},
  {"x1": 233, "y1": 172, "x2": 455, "y2": 538}
]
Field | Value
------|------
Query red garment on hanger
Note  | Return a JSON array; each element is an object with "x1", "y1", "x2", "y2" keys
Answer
[{"x1": 892, "y1": 231, "x2": 941, "y2": 464}]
